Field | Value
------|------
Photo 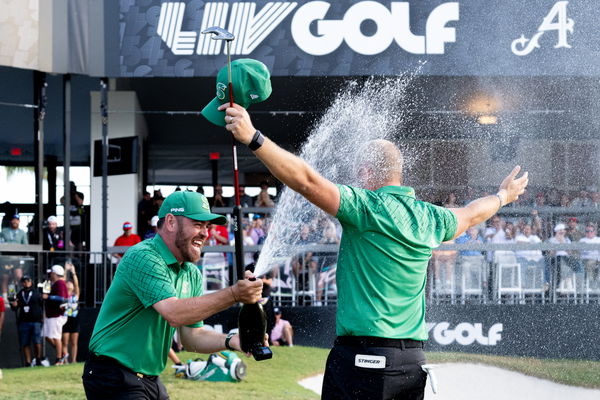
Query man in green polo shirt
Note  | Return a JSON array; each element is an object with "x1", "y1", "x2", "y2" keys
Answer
[
  {"x1": 218, "y1": 102, "x2": 528, "y2": 399},
  {"x1": 82, "y1": 191, "x2": 264, "y2": 400}
]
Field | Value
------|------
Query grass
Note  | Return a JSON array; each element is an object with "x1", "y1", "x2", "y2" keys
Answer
[
  {"x1": 1, "y1": 348, "x2": 599, "y2": 399},
  {"x1": 0, "y1": 346, "x2": 328, "y2": 400}
]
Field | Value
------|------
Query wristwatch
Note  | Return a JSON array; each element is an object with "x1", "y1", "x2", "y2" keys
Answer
[
  {"x1": 225, "y1": 332, "x2": 236, "y2": 351},
  {"x1": 248, "y1": 130, "x2": 265, "y2": 151}
]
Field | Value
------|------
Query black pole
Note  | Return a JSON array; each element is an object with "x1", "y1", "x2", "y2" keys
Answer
[
  {"x1": 33, "y1": 72, "x2": 46, "y2": 245},
  {"x1": 47, "y1": 156, "x2": 57, "y2": 217},
  {"x1": 100, "y1": 79, "x2": 109, "y2": 254},
  {"x1": 63, "y1": 75, "x2": 71, "y2": 250}
]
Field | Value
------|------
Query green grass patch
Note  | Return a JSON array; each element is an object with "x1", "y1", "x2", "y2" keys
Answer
[
  {"x1": 1, "y1": 348, "x2": 599, "y2": 399},
  {"x1": 0, "y1": 346, "x2": 328, "y2": 400}
]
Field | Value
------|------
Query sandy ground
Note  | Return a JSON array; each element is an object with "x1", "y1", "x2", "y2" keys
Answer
[{"x1": 297, "y1": 363, "x2": 600, "y2": 399}]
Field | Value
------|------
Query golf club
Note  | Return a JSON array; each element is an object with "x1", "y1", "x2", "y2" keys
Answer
[
  {"x1": 202, "y1": 26, "x2": 272, "y2": 362},
  {"x1": 200, "y1": 26, "x2": 244, "y2": 281}
]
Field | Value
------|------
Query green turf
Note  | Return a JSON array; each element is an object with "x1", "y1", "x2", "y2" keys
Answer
[
  {"x1": 0, "y1": 346, "x2": 328, "y2": 400},
  {"x1": 1, "y1": 348, "x2": 599, "y2": 399}
]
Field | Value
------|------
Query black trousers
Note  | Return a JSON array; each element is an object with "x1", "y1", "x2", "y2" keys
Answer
[
  {"x1": 322, "y1": 337, "x2": 427, "y2": 400},
  {"x1": 82, "y1": 355, "x2": 169, "y2": 400}
]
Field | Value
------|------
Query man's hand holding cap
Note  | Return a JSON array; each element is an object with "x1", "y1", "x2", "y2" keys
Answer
[{"x1": 201, "y1": 59, "x2": 272, "y2": 127}]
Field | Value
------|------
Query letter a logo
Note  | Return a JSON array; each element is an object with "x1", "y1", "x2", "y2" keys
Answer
[{"x1": 511, "y1": 1, "x2": 574, "y2": 56}]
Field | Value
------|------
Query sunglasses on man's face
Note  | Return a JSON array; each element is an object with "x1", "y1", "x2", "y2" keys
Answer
[{"x1": 586, "y1": 229, "x2": 595, "y2": 233}]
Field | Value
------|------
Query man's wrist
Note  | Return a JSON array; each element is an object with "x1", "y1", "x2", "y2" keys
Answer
[
  {"x1": 225, "y1": 332, "x2": 236, "y2": 351},
  {"x1": 496, "y1": 190, "x2": 507, "y2": 208},
  {"x1": 248, "y1": 130, "x2": 265, "y2": 151}
]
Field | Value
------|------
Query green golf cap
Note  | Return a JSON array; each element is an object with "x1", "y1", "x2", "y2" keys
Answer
[
  {"x1": 201, "y1": 58, "x2": 272, "y2": 126},
  {"x1": 158, "y1": 191, "x2": 228, "y2": 225}
]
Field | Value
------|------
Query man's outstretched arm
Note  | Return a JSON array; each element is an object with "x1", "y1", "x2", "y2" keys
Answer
[
  {"x1": 450, "y1": 166, "x2": 529, "y2": 239},
  {"x1": 219, "y1": 103, "x2": 340, "y2": 216}
]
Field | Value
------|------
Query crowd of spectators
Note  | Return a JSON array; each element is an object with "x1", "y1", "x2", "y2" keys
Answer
[
  {"x1": 428, "y1": 189, "x2": 600, "y2": 298},
  {"x1": 184, "y1": 185, "x2": 600, "y2": 304},
  {"x1": 2, "y1": 261, "x2": 81, "y2": 367}
]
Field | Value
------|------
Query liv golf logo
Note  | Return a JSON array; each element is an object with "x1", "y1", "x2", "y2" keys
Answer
[
  {"x1": 427, "y1": 322, "x2": 503, "y2": 346},
  {"x1": 157, "y1": 1, "x2": 460, "y2": 56}
]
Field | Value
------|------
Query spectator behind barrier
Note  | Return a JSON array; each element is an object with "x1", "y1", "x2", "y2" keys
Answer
[
  {"x1": 61, "y1": 262, "x2": 80, "y2": 364},
  {"x1": 42, "y1": 265, "x2": 69, "y2": 365},
  {"x1": 114, "y1": 222, "x2": 142, "y2": 260},
  {"x1": 137, "y1": 191, "x2": 154, "y2": 236},
  {"x1": 270, "y1": 307, "x2": 293, "y2": 347},
  {"x1": 0, "y1": 214, "x2": 28, "y2": 244},
  {"x1": 580, "y1": 225, "x2": 600, "y2": 290},
  {"x1": 209, "y1": 184, "x2": 230, "y2": 208},
  {"x1": 43, "y1": 216, "x2": 64, "y2": 251},
  {"x1": 10, "y1": 275, "x2": 44, "y2": 367},
  {"x1": 144, "y1": 216, "x2": 159, "y2": 240},
  {"x1": 60, "y1": 181, "x2": 85, "y2": 250},
  {"x1": 250, "y1": 215, "x2": 266, "y2": 245},
  {"x1": 238, "y1": 185, "x2": 254, "y2": 207},
  {"x1": 255, "y1": 181, "x2": 275, "y2": 207},
  {"x1": 455, "y1": 226, "x2": 484, "y2": 257}
]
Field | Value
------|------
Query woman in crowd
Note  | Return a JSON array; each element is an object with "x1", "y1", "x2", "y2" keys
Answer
[{"x1": 60, "y1": 262, "x2": 80, "y2": 364}]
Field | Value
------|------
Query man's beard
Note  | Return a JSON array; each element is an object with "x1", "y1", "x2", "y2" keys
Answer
[{"x1": 175, "y1": 224, "x2": 201, "y2": 263}]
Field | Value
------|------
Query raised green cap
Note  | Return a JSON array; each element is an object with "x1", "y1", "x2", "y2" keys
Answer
[
  {"x1": 201, "y1": 58, "x2": 272, "y2": 126},
  {"x1": 158, "y1": 191, "x2": 227, "y2": 225}
]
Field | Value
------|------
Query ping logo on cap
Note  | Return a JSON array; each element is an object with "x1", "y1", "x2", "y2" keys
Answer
[
  {"x1": 216, "y1": 82, "x2": 227, "y2": 100},
  {"x1": 250, "y1": 93, "x2": 259, "y2": 99},
  {"x1": 171, "y1": 207, "x2": 185, "y2": 212}
]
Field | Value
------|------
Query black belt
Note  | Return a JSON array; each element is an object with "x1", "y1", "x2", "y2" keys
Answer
[
  {"x1": 89, "y1": 353, "x2": 157, "y2": 379},
  {"x1": 335, "y1": 336, "x2": 424, "y2": 349}
]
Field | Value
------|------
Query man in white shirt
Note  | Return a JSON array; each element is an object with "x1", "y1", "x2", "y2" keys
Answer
[
  {"x1": 515, "y1": 224, "x2": 543, "y2": 263},
  {"x1": 579, "y1": 225, "x2": 600, "y2": 289},
  {"x1": 515, "y1": 224, "x2": 544, "y2": 290},
  {"x1": 547, "y1": 223, "x2": 573, "y2": 290}
]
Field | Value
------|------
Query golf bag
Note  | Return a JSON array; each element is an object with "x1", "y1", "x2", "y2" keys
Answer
[{"x1": 172, "y1": 351, "x2": 247, "y2": 382}]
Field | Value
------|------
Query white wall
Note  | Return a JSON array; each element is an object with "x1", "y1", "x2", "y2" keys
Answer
[
  {"x1": 89, "y1": 90, "x2": 147, "y2": 252},
  {"x1": 0, "y1": 0, "x2": 39, "y2": 70}
]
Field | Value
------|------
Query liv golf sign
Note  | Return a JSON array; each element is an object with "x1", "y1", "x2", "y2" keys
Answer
[
  {"x1": 118, "y1": 0, "x2": 593, "y2": 77},
  {"x1": 157, "y1": 1, "x2": 459, "y2": 56}
]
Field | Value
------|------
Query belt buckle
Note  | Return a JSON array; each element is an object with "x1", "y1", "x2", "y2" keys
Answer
[{"x1": 136, "y1": 372, "x2": 144, "y2": 379}]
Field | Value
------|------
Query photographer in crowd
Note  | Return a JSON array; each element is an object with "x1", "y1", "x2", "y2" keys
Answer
[{"x1": 10, "y1": 275, "x2": 44, "y2": 366}]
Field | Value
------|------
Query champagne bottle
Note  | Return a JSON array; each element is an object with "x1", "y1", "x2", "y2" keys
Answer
[{"x1": 237, "y1": 275, "x2": 272, "y2": 361}]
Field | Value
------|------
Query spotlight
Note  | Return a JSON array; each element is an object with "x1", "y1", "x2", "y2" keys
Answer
[{"x1": 478, "y1": 115, "x2": 498, "y2": 125}]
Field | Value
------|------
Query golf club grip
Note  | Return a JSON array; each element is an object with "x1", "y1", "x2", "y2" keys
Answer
[{"x1": 228, "y1": 82, "x2": 234, "y2": 107}]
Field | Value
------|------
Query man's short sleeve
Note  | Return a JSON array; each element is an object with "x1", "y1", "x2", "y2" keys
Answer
[
  {"x1": 433, "y1": 205, "x2": 458, "y2": 242},
  {"x1": 335, "y1": 184, "x2": 372, "y2": 228},
  {"x1": 0, "y1": 297, "x2": 5, "y2": 312},
  {"x1": 120, "y1": 251, "x2": 177, "y2": 308}
]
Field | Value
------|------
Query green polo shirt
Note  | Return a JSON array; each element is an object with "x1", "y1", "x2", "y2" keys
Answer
[
  {"x1": 88, "y1": 234, "x2": 203, "y2": 376},
  {"x1": 335, "y1": 184, "x2": 457, "y2": 340}
]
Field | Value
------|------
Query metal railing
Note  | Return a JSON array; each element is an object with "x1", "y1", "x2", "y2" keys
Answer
[{"x1": 3, "y1": 241, "x2": 600, "y2": 308}]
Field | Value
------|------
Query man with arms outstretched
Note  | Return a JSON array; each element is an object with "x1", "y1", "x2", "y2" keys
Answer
[{"x1": 220, "y1": 102, "x2": 528, "y2": 399}]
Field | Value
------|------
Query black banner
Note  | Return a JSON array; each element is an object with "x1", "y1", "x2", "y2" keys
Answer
[
  {"x1": 205, "y1": 304, "x2": 600, "y2": 360},
  {"x1": 3, "y1": 304, "x2": 598, "y2": 368},
  {"x1": 117, "y1": 0, "x2": 600, "y2": 77}
]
